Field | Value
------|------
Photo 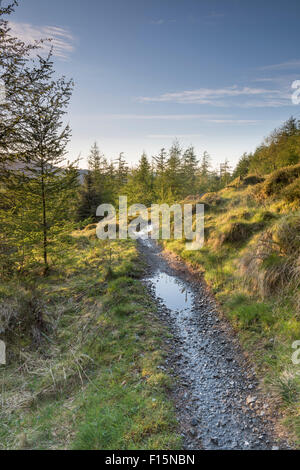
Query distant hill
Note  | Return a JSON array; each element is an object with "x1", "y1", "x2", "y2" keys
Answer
[{"x1": 1, "y1": 161, "x2": 89, "y2": 184}]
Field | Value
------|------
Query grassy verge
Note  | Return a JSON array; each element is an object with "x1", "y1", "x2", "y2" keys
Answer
[
  {"x1": 164, "y1": 183, "x2": 300, "y2": 447},
  {"x1": 0, "y1": 227, "x2": 181, "y2": 450}
]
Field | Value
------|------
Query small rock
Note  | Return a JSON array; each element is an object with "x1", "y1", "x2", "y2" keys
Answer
[{"x1": 246, "y1": 395, "x2": 257, "y2": 405}]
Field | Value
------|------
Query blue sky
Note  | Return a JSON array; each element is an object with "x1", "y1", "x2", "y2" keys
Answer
[{"x1": 9, "y1": 0, "x2": 300, "y2": 168}]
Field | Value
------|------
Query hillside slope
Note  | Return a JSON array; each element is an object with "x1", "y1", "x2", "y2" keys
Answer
[{"x1": 165, "y1": 166, "x2": 300, "y2": 446}]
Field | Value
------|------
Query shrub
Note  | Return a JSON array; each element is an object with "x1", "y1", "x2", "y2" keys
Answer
[
  {"x1": 243, "y1": 174, "x2": 265, "y2": 186},
  {"x1": 259, "y1": 211, "x2": 277, "y2": 223},
  {"x1": 200, "y1": 192, "x2": 223, "y2": 207},
  {"x1": 218, "y1": 221, "x2": 264, "y2": 245},
  {"x1": 281, "y1": 178, "x2": 300, "y2": 203},
  {"x1": 0, "y1": 288, "x2": 49, "y2": 359},
  {"x1": 240, "y1": 214, "x2": 300, "y2": 297},
  {"x1": 227, "y1": 176, "x2": 242, "y2": 188},
  {"x1": 273, "y1": 214, "x2": 300, "y2": 256},
  {"x1": 262, "y1": 163, "x2": 300, "y2": 198},
  {"x1": 271, "y1": 373, "x2": 300, "y2": 406}
]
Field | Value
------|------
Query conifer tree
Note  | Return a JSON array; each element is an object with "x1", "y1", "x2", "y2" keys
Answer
[
  {"x1": 1, "y1": 51, "x2": 78, "y2": 274},
  {"x1": 125, "y1": 152, "x2": 154, "y2": 206},
  {"x1": 0, "y1": 1, "x2": 40, "y2": 166},
  {"x1": 77, "y1": 171, "x2": 99, "y2": 222},
  {"x1": 232, "y1": 153, "x2": 252, "y2": 178},
  {"x1": 115, "y1": 152, "x2": 128, "y2": 190},
  {"x1": 220, "y1": 159, "x2": 232, "y2": 186},
  {"x1": 153, "y1": 148, "x2": 168, "y2": 202},
  {"x1": 200, "y1": 151, "x2": 212, "y2": 177},
  {"x1": 182, "y1": 146, "x2": 198, "y2": 196},
  {"x1": 165, "y1": 140, "x2": 183, "y2": 201}
]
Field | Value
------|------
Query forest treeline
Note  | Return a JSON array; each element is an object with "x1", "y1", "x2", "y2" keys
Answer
[
  {"x1": 79, "y1": 116, "x2": 300, "y2": 219},
  {"x1": 78, "y1": 142, "x2": 232, "y2": 220}
]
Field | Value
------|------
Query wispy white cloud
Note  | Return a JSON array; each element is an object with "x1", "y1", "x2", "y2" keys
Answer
[
  {"x1": 100, "y1": 113, "x2": 233, "y2": 120},
  {"x1": 205, "y1": 11, "x2": 225, "y2": 19},
  {"x1": 149, "y1": 19, "x2": 165, "y2": 25},
  {"x1": 138, "y1": 86, "x2": 280, "y2": 104},
  {"x1": 207, "y1": 119, "x2": 260, "y2": 124},
  {"x1": 138, "y1": 85, "x2": 291, "y2": 108},
  {"x1": 9, "y1": 22, "x2": 75, "y2": 60},
  {"x1": 149, "y1": 19, "x2": 176, "y2": 25},
  {"x1": 97, "y1": 114, "x2": 261, "y2": 124},
  {"x1": 241, "y1": 99, "x2": 290, "y2": 108},
  {"x1": 259, "y1": 60, "x2": 300, "y2": 71},
  {"x1": 188, "y1": 11, "x2": 225, "y2": 25},
  {"x1": 148, "y1": 134, "x2": 203, "y2": 139}
]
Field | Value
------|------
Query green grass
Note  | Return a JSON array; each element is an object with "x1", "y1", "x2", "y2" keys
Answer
[{"x1": 0, "y1": 232, "x2": 181, "y2": 450}]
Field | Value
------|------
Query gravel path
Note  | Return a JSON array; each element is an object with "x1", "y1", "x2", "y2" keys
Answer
[{"x1": 139, "y1": 238, "x2": 288, "y2": 450}]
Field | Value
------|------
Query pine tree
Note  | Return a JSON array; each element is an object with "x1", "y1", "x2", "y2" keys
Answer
[
  {"x1": 153, "y1": 148, "x2": 168, "y2": 202},
  {"x1": 88, "y1": 142, "x2": 102, "y2": 172},
  {"x1": 200, "y1": 151, "x2": 212, "y2": 177},
  {"x1": 0, "y1": 1, "x2": 40, "y2": 166},
  {"x1": 220, "y1": 159, "x2": 232, "y2": 186},
  {"x1": 125, "y1": 153, "x2": 154, "y2": 206},
  {"x1": 182, "y1": 146, "x2": 199, "y2": 196},
  {"x1": 115, "y1": 152, "x2": 128, "y2": 190},
  {"x1": 197, "y1": 151, "x2": 212, "y2": 193},
  {"x1": 165, "y1": 140, "x2": 183, "y2": 201},
  {"x1": 233, "y1": 153, "x2": 252, "y2": 178},
  {"x1": 77, "y1": 143, "x2": 117, "y2": 221},
  {"x1": 87, "y1": 142, "x2": 105, "y2": 206},
  {"x1": 1, "y1": 51, "x2": 78, "y2": 274},
  {"x1": 77, "y1": 171, "x2": 99, "y2": 222}
]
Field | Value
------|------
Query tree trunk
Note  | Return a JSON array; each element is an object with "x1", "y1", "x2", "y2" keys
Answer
[{"x1": 41, "y1": 167, "x2": 48, "y2": 275}]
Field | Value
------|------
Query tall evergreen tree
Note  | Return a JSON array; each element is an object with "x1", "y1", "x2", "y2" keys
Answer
[
  {"x1": 153, "y1": 148, "x2": 168, "y2": 202},
  {"x1": 77, "y1": 143, "x2": 117, "y2": 221},
  {"x1": 125, "y1": 152, "x2": 154, "y2": 206},
  {"x1": 77, "y1": 171, "x2": 99, "y2": 222},
  {"x1": 220, "y1": 159, "x2": 232, "y2": 186},
  {"x1": 1, "y1": 51, "x2": 78, "y2": 274},
  {"x1": 182, "y1": 146, "x2": 198, "y2": 196},
  {"x1": 200, "y1": 151, "x2": 212, "y2": 177},
  {"x1": 233, "y1": 153, "x2": 253, "y2": 178},
  {"x1": 197, "y1": 151, "x2": 212, "y2": 193},
  {"x1": 115, "y1": 152, "x2": 128, "y2": 190},
  {"x1": 0, "y1": 1, "x2": 40, "y2": 166},
  {"x1": 88, "y1": 142, "x2": 102, "y2": 172},
  {"x1": 165, "y1": 140, "x2": 183, "y2": 201}
]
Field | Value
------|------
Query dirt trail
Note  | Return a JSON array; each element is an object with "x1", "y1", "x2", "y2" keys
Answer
[{"x1": 139, "y1": 238, "x2": 288, "y2": 450}]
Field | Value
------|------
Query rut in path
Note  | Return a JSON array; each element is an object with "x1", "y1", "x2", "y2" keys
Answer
[{"x1": 139, "y1": 238, "x2": 287, "y2": 450}]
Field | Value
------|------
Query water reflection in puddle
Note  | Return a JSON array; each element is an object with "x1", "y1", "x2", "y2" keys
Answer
[{"x1": 150, "y1": 271, "x2": 193, "y2": 313}]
